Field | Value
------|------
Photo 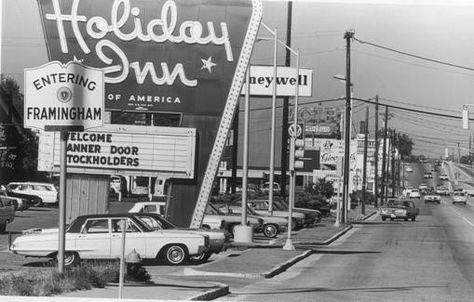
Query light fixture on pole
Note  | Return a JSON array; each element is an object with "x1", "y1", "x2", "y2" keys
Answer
[{"x1": 258, "y1": 22, "x2": 278, "y2": 216}]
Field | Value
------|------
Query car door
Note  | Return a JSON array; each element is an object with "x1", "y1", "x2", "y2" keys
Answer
[
  {"x1": 110, "y1": 218, "x2": 147, "y2": 259},
  {"x1": 75, "y1": 218, "x2": 112, "y2": 259}
]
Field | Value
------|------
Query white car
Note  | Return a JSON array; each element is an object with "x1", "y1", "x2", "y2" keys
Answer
[
  {"x1": 453, "y1": 191, "x2": 468, "y2": 205},
  {"x1": 10, "y1": 214, "x2": 209, "y2": 266},
  {"x1": 129, "y1": 201, "x2": 167, "y2": 216},
  {"x1": 409, "y1": 189, "x2": 421, "y2": 199},
  {"x1": 6, "y1": 182, "x2": 58, "y2": 206},
  {"x1": 405, "y1": 166, "x2": 413, "y2": 172},
  {"x1": 134, "y1": 213, "x2": 230, "y2": 262},
  {"x1": 439, "y1": 174, "x2": 449, "y2": 181}
]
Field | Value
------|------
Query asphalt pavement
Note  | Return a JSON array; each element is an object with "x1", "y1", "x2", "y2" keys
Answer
[{"x1": 59, "y1": 206, "x2": 376, "y2": 301}]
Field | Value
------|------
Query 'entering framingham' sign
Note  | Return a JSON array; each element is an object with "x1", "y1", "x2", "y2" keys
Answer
[{"x1": 24, "y1": 61, "x2": 104, "y2": 130}]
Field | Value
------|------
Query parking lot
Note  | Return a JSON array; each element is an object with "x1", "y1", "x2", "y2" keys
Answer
[{"x1": 0, "y1": 202, "x2": 275, "y2": 275}]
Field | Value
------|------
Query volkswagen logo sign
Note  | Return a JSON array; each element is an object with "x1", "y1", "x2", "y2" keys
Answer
[{"x1": 57, "y1": 87, "x2": 72, "y2": 103}]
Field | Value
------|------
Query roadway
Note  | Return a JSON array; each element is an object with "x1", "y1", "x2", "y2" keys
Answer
[{"x1": 219, "y1": 162, "x2": 474, "y2": 301}]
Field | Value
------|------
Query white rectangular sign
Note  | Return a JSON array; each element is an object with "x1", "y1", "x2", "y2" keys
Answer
[
  {"x1": 24, "y1": 61, "x2": 104, "y2": 130},
  {"x1": 38, "y1": 125, "x2": 196, "y2": 178},
  {"x1": 241, "y1": 65, "x2": 313, "y2": 96}
]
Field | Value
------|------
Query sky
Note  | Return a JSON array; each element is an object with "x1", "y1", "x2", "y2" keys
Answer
[{"x1": 2, "y1": 0, "x2": 474, "y2": 161}]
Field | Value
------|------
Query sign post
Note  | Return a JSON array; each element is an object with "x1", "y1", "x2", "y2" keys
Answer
[{"x1": 25, "y1": 61, "x2": 104, "y2": 272}]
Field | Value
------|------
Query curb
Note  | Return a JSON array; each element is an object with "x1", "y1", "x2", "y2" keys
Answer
[
  {"x1": 183, "y1": 249, "x2": 313, "y2": 280},
  {"x1": 188, "y1": 282, "x2": 230, "y2": 301}
]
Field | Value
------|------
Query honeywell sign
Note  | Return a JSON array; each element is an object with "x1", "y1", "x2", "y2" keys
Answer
[{"x1": 242, "y1": 65, "x2": 313, "y2": 97}]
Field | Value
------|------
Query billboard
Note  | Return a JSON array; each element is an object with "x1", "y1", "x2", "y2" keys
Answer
[
  {"x1": 37, "y1": 0, "x2": 263, "y2": 227},
  {"x1": 38, "y1": 125, "x2": 196, "y2": 178},
  {"x1": 242, "y1": 65, "x2": 313, "y2": 96}
]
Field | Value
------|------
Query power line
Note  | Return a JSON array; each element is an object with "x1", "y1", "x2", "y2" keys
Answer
[{"x1": 354, "y1": 37, "x2": 474, "y2": 72}]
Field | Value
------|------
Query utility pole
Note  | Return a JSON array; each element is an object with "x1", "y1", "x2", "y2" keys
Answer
[
  {"x1": 374, "y1": 96, "x2": 379, "y2": 207},
  {"x1": 280, "y1": 1, "x2": 292, "y2": 198},
  {"x1": 469, "y1": 132, "x2": 472, "y2": 164},
  {"x1": 362, "y1": 107, "x2": 369, "y2": 215},
  {"x1": 381, "y1": 106, "x2": 388, "y2": 205},
  {"x1": 391, "y1": 129, "x2": 396, "y2": 198},
  {"x1": 458, "y1": 142, "x2": 461, "y2": 163},
  {"x1": 342, "y1": 30, "x2": 354, "y2": 224}
]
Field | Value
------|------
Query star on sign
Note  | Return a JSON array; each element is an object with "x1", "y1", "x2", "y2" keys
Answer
[{"x1": 201, "y1": 56, "x2": 217, "y2": 73}]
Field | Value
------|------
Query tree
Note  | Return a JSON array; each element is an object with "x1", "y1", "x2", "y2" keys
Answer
[
  {"x1": 0, "y1": 75, "x2": 44, "y2": 183},
  {"x1": 377, "y1": 128, "x2": 414, "y2": 160},
  {"x1": 305, "y1": 178, "x2": 334, "y2": 199}
]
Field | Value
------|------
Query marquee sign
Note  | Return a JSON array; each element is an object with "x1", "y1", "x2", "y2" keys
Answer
[
  {"x1": 38, "y1": 124, "x2": 196, "y2": 178},
  {"x1": 24, "y1": 61, "x2": 104, "y2": 130}
]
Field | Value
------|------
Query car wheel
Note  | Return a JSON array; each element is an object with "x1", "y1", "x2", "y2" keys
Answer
[
  {"x1": 164, "y1": 245, "x2": 188, "y2": 265},
  {"x1": 190, "y1": 251, "x2": 212, "y2": 263},
  {"x1": 0, "y1": 223, "x2": 6, "y2": 233},
  {"x1": 32, "y1": 197, "x2": 42, "y2": 207},
  {"x1": 404, "y1": 218, "x2": 408, "y2": 221},
  {"x1": 60, "y1": 252, "x2": 80, "y2": 267},
  {"x1": 263, "y1": 223, "x2": 279, "y2": 238},
  {"x1": 382, "y1": 217, "x2": 386, "y2": 221},
  {"x1": 411, "y1": 217, "x2": 416, "y2": 221}
]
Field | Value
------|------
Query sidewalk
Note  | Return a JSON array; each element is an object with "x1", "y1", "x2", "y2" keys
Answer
[{"x1": 58, "y1": 207, "x2": 377, "y2": 301}]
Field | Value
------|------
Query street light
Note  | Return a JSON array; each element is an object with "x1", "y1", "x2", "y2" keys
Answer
[
  {"x1": 257, "y1": 22, "x2": 278, "y2": 217},
  {"x1": 257, "y1": 23, "x2": 300, "y2": 251}
]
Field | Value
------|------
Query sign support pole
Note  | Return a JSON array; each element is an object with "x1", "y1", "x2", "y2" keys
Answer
[{"x1": 58, "y1": 131, "x2": 68, "y2": 273}]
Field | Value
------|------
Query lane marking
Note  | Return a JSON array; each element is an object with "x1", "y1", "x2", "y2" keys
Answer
[{"x1": 449, "y1": 206, "x2": 474, "y2": 227}]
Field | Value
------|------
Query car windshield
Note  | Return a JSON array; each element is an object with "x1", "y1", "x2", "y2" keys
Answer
[
  {"x1": 136, "y1": 214, "x2": 176, "y2": 230},
  {"x1": 206, "y1": 204, "x2": 225, "y2": 215}
]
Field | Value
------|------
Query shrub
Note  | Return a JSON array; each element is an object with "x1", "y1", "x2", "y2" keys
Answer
[{"x1": 0, "y1": 260, "x2": 146, "y2": 296}]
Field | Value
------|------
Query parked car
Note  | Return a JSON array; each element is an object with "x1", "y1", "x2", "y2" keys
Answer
[
  {"x1": 218, "y1": 204, "x2": 288, "y2": 238},
  {"x1": 0, "y1": 199, "x2": 15, "y2": 233},
  {"x1": 129, "y1": 201, "x2": 167, "y2": 216},
  {"x1": 0, "y1": 194, "x2": 30, "y2": 211},
  {"x1": 260, "y1": 182, "x2": 281, "y2": 193},
  {"x1": 203, "y1": 203, "x2": 263, "y2": 235},
  {"x1": 452, "y1": 191, "x2": 468, "y2": 205},
  {"x1": 10, "y1": 214, "x2": 209, "y2": 266},
  {"x1": 424, "y1": 193, "x2": 441, "y2": 204},
  {"x1": 6, "y1": 182, "x2": 58, "y2": 206},
  {"x1": 405, "y1": 166, "x2": 413, "y2": 172},
  {"x1": 380, "y1": 199, "x2": 419, "y2": 221},
  {"x1": 246, "y1": 200, "x2": 307, "y2": 228},
  {"x1": 133, "y1": 213, "x2": 230, "y2": 262}
]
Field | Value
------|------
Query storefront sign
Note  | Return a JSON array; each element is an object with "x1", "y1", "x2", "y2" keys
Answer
[
  {"x1": 242, "y1": 65, "x2": 313, "y2": 96},
  {"x1": 305, "y1": 123, "x2": 339, "y2": 138},
  {"x1": 38, "y1": 125, "x2": 196, "y2": 178},
  {"x1": 24, "y1": 61, "x2": 104, "y2": 130},
  {"x1": 38, "y1": 0, "x2": 255, "y2": 114}
]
